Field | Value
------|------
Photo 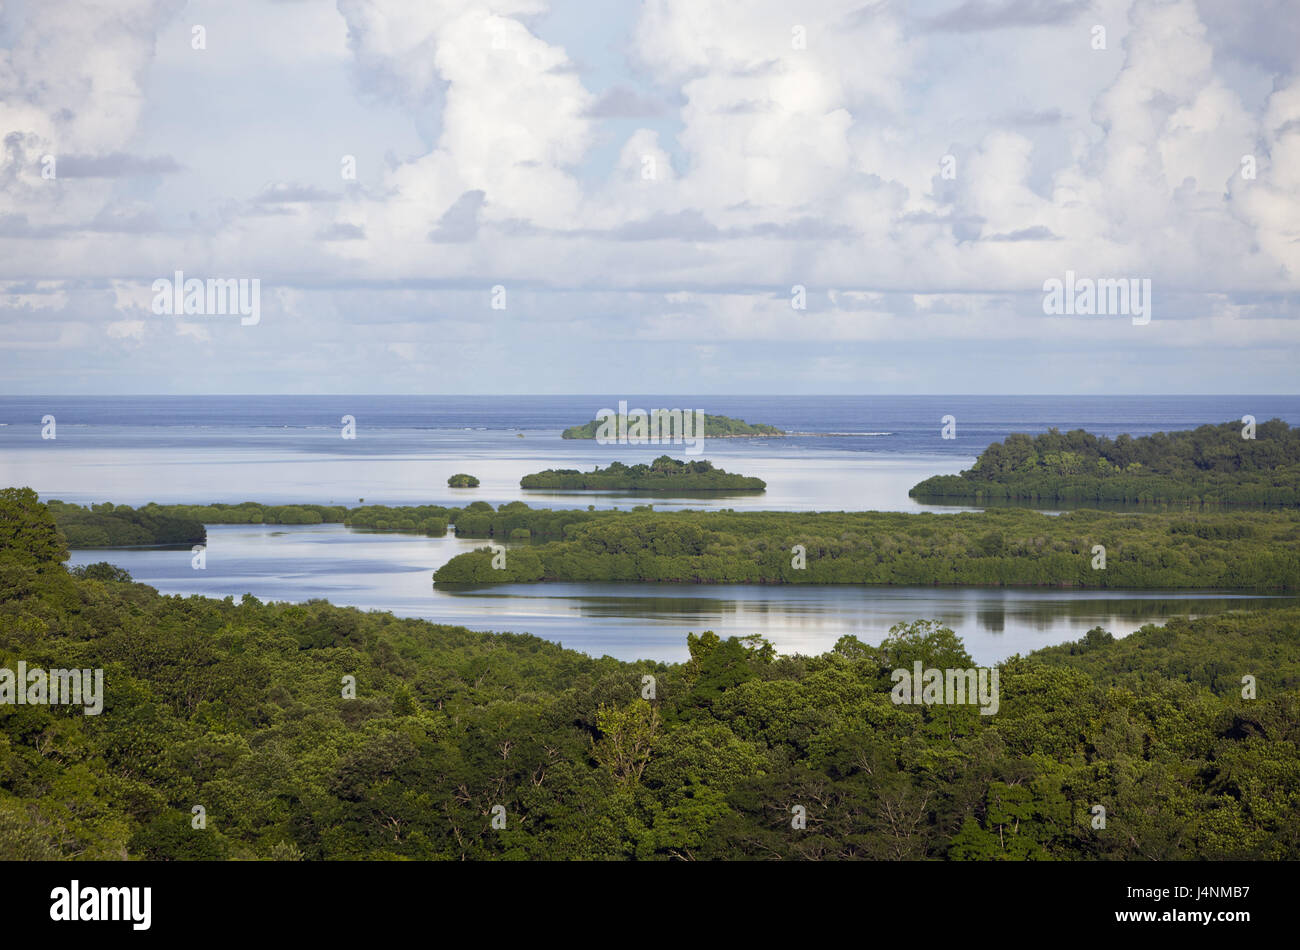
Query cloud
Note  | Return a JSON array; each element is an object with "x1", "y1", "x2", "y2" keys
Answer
[
  {"x1": 1194, "y1": 0, "x2": 1300, "y2": 75},
  {"x1": 255, "y1": 183, "x2": 337, "y2": 204},
  {"x1": 0, "y1": 0, "x2": 185, "y2": 250},
  {"x1": 0, "y1": 0, "x2": 1297, "y2": 394},
  {"x1": 921, "y1": 0, "x2": 1091, "y2": 33},
  {"x1": 1235, "y1": 73, "x2": 1300, "y2": 278},
  {"x1": 1001, "y1": 108, "x2": 1067, "y2": 125},
  {"x1": 175, "y1": 322, "x2": 212, "y2": 342},
  {"x1": 106, "y1": 319, "x2": 147, "y2": 340},
  {"x1": 584, "y1": 85, "x2": 667, "y2": 118},
  {"x1": 317, "y1": 222, "x2": 367, "y2": 240},
  {"x1": 428, "y1": 189, "x2": 485, "y2": 241},
  {"x1": 0, "y1": 0, "x2": 186, "y2": 153},
  {"x1": 0, "y1": 213, "x2": 47, "y2": 238},
  {"x1": 55, "y1": 152, "x2": 182, "y2": 178},
  {"x1": 982, "y1": 225, "x2": 1060, "y2": 241},
  {"x1": 336, "y1": 0, "x2": 595, "y2": 240},
  {"x1": 611, "y1": 209, "x2": 720, "y2": 241},
  {"x1": 0, "y1": 207, "x2": 160, "y2": 236}
]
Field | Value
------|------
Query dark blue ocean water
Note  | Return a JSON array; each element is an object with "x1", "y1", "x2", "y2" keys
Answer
[
  {"x1": 4, "y1": 393, "x2": 1297, "y2": 511},
  {"x1": 2, "y1": 394, "x2": 1294, "y2": 456}
]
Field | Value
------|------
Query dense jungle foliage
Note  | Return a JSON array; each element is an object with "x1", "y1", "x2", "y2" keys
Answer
[
  {"x1": 44, "y1": 500, "x2": 206, "y2": 549},
  {"x1": 432, "y1": 505, "x2": 1300, "y2": 590},
  {"x1": 910, "y1": 419, "x2": 1300, "y2": 506},
  {"x1": 50, "y1": 501, "x2": 445, "y2": 545},
  {"x1": 2, "y1": 488, "x2": 1297, "y2": 860},
  {"x1": 50, "y1": 499, "x2": 600, "y2": 546},
  {"x1": 520, "y1": 456, "x2": 765, "y2": 491}
]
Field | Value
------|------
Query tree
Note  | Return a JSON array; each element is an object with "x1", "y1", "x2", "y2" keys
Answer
[
  {"x1": 877, "y1": 620, "x2": 973, "y2": 670},
  {"x1": 0, "y1": 488, "x2": 69, "y2": 566},
  {"x1": 593, "y1": 700, "x2": 660, "y2": 787}
]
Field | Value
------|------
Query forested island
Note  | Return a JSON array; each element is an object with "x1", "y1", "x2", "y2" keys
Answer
[
  {"x1": 48, "y1": 498, "x2": 596, "y2": 544},
  {"x1": 562, "y1": 413, "x2": 783, "y2": 439},
  {"x1": 447, "y1": 474, "x2": 480, "y2": 488},
  {"x1": 520, "y1": 456, "x2": 766, "y2": 491},
  {"x1": 44, "y1": 500, "x2": 206, "y2": 548},
  {"x1": 48, "y1": 500, "x2": 449, "y2": 542},
  {"x1": 910, "y1": 419, "x2": 1300, "y2": 506},
  {"x1": 432, "y1": 503, "x2": 1300, "y2": 589},
  {"x1": 2, "y1": 487, "x2": 1297, "y2": 860},
  {"x1": 48, "y1": 495, "x2": 1300, "y2": 593}
]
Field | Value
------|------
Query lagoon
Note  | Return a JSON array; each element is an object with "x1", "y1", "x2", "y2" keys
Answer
[
  {"x1": 17, "y1": 394, "x2": 1300, "y2": 662},
  {"x1": 68, "y1": 523, "x2": 1296, "y2": 664}
]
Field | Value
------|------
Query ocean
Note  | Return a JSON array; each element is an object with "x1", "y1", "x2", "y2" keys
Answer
[{"x1": 4, "y1": 394, "x2": 1297, "y2": 661}]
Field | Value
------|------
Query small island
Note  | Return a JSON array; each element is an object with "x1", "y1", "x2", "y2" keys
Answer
[
  {"x1": 520, "y1": 456, "x2": 766, "y2": 491},
  {"x1": 447, "y1": 474, "x2": 480, "y2": 488},
  {"x1": 562, "y1": 412, "x2": 783, "y2": 439}
]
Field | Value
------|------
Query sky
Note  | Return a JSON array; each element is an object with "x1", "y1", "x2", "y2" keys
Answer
[{"x1": 0, "y1": 0, "x2": 1298, "y2": 395}]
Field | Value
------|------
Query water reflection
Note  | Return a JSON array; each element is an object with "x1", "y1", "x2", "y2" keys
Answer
[{"x1": 67, "y1": 523, "x2": 1296, "y2": 665}]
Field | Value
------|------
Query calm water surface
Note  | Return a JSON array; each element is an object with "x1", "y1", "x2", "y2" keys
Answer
[
  {"x1": 13, "y1": 395, "x2": 1298, "y2": 662},
  {"x1": 66, "y1": 524, "x2": 1298, "y2": 664}
]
